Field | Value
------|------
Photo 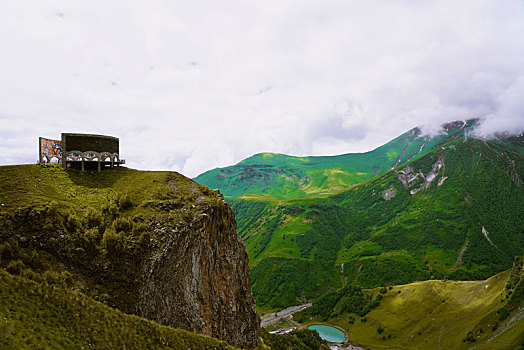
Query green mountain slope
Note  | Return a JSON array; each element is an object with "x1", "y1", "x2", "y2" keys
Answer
[
  {"x1": 0, "y1": 269, "x2": 236, "y2": 349},
  {"x1": 227, "y1": 135, "x2": 524, "y2": 310},
  {"x1": 195, "y1": 120, "x2": 476, "y2": 198},
  {"x1": 296, "y1": 255, "x2": 524, "y2": 349}
]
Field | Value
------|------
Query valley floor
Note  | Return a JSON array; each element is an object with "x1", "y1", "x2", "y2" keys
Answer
[{"x1": 263, "y1": 271, "x2": 524, "y2": 349}]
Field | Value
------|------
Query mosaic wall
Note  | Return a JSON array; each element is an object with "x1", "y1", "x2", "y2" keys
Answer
[
  {"x1": 40, "y1": 138, "x2": 62, "y2": 160},
  {"x1": 39, "y1": 135, "x2": 123, "y2": 168}
]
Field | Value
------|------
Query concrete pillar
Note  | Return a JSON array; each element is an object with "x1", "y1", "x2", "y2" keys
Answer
[
  {"x1": 98, "y1": 160, "x2": 101, "y2": 172},
  {"x1": 38, "y1": 137, "x2": 42, "y2": 164},
  {"x1": 111, "y1": 157, "x2": 114, "y2": 169},
  {"x1": 61, "y1": 134, "x2": 67, "y2": 169},
  {"x1": 81, "y1": 158, "x2": 84, "y2": 172}
]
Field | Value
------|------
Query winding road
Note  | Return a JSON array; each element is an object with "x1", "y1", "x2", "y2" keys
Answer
[{"x1": 260, "y1": 303, "x2": 312, "y2": 328}]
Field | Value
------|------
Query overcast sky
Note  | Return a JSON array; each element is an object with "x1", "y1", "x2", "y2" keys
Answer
[{"x1": 1, "y1": 1, "x2": 523, "y2": 177}]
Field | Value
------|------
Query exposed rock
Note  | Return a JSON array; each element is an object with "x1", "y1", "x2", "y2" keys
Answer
[
  {"x1": 404, "y1": 138, "x2": 429, "y2": 164},
  {"x1": 410, "y1": 188, "x2": 421, "y2": 195},
  {"x1": 442, "y1": 120, "x2": 467, "y2": 132},
  {"x1": 390, "y1": 144, "x2": 410, "y2": 170},
  {"x1": 397, "y1": 166, "x2": 424, "y2": 188},
  {"x1": 423, "y1": 155, "x2": 445, "y2": 189},
  {"x1": 456, "y1": 238, "x2": 469, "y2": 266},
  {"x1": 137, "y1": 201, "x2": 260, "y2": 349},
  {"x1": 382, "y1": 187, "x2": 397, "y2": 200},
  {"x1": 397, "y1": 154, "x2": 446, "y2": 195},
  {"x1": 482, "y1": 226, "x2": 494, "y2": 246}
]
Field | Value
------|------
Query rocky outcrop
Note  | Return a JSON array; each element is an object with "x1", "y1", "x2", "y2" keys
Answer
[
  {"x1": 482, "y1": 226, "x2": 494, "y2": 246},
  {"x1": 456, "y1": 238, "x2": 469, "y2": 266},
  {"x1": 382, "y1": 187, "x2": 397, "y2": 200},
  {"x1": 397, "y1": 165, "x2": 423, "y2": 188},
  {"x1": 137, "y1": 200, "x2": 260, "y2": 349},
  {"x1": 397, "y1": 154, "x2": 446, "y2": 195},
  {"x1": 424, "y1": 155, "x2": 445, "y2": 189}
]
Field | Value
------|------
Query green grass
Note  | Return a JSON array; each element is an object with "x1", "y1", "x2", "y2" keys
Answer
[
  {"x1": 329, "y1": 272, "x2": 511, "y2": 348},
  {"x1": 0, "y1": 164, "x2": 217, "y2": 216},
  {"x1": 298, "y1": 267, "x2": 524, "y2": 349},
  {"x1": 294, "y1": 251, "x2": 524, "y2": 349},
  {"x1": 477, "y1": 318, "x2": 524, "y2": 349},
  {"x1": 0, "y1": 269, "x2": 235, "y2": 349},
  {"x1": 256, "y1": 216, "x2": 305, "y2": 262}
]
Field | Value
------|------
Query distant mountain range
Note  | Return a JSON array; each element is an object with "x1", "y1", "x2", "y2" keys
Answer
[
  {"x1": 195, "y1": 121, "x2": 524, "y2": 314},
  {"x1": 195, "y1": 120, "x2": 477, "y2": 198}
]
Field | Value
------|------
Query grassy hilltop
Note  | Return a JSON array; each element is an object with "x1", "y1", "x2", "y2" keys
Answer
[
  {"x1": 0, "y1": 164, "x2": 223, "y2": 309},
  {"x1": 0, "y1": 165, "x2": 239, "y2": 348}
]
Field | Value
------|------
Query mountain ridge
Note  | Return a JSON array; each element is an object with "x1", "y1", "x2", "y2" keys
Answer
[
  {"x1": 198, "y1": 131, "x2": 524, "y2": 312},
  {"x1": 195, "y1": 120, "x2": 478, "y2": 198}
]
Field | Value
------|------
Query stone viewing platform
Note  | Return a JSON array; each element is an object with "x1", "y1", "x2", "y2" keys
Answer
[{"x1": 39, "y1": 133, "x2": 125, "y2": 171}]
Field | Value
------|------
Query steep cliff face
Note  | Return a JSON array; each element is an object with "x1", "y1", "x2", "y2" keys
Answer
[
  {"x1": 0, "y1": 165, "x2": 260, "y2": 349},
  {"x1": 137, "y1": 200, "x2": 260, "y2": 349}
]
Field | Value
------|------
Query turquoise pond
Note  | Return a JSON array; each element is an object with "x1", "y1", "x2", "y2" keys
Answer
[{"x1": 307, "y1": 324, "x2": 346, "y2": 343}]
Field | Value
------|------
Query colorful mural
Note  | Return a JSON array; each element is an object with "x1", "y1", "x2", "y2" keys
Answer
[
  {"x1": 40, "y1": 138, "x2": 62, "y2": 162},
  {"x1": 66, "y1": 152, "x2": 83, "y2": 161}
]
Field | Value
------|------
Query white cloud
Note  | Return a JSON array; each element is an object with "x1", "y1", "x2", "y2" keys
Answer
[
  {"x1": 0, "y1": 0, "x2": 523, "y2": 177},
  {"x1": 476, "y1": 76, "x2": 524, "y2": 136}
]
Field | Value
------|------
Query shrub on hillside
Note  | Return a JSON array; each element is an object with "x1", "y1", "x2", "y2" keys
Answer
[
  {"x1": 261, "y1": 328, "x2": 328, "y2": 350},
  {"x1": 84, "y1": 207, "x2": 103, "y2": 229},
  {"x1": 118, "y1": 194, "x2": 133, "y2": 210},
  {"x1": 113, "y1": 217, "x2": 133, "y2": 234},
  {"x1": 66, "y1": 212, "x2": 84, "y2": 233},
  {"x1": 6, "y1": 259, "x2": 25, "y2": 275},
  {"x1": 102, "y1": 226, "x2": 124, "y2": 254},
  {"x1": 0, "y1": 241, "x2": 14, "y2": 261},
  {"x1": 47, "y1": 200, "x2": 59, "y2": 214}
]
